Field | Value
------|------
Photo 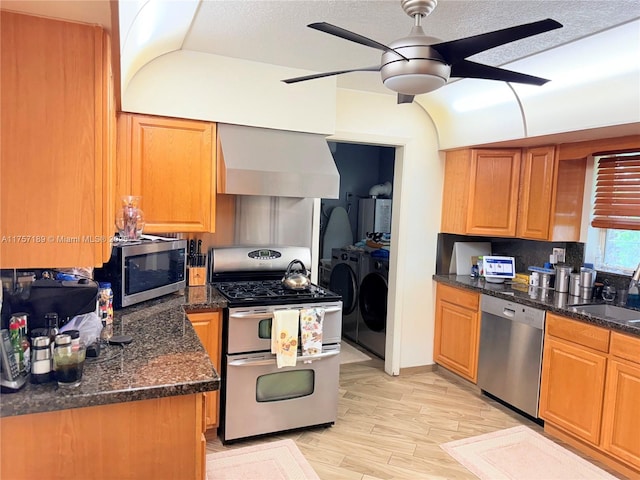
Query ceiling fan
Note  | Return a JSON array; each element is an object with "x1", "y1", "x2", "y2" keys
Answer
[{"x1": 282, "y1": 0, "x2": 562, "y2": 104}]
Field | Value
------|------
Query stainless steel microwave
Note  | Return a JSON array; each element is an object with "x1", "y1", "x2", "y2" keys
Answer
[{"x1": 94, "y1": 239, "x2": 187, "y2": 309}]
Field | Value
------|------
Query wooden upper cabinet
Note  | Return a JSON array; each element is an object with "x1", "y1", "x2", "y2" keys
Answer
[
  {"x1": 0, "y1": 12, "x2": 114, "y2": 268},
  {"x1": 466, "y1": 149, "x2": 522, "y2": 237},
  {"x1": 441, "y1": 146, "x2": 585, "y2": 241},
  {"x1": 517, "y1": 146, "x2": 556, "y2": 239},
  {"x1": 118, "y1": 113, "x2": 216, "y2": 233}
]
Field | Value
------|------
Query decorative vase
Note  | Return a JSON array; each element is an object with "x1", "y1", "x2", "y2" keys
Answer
[{"x1": 115, "y1": 195, "x2": 145, "y2": 240}]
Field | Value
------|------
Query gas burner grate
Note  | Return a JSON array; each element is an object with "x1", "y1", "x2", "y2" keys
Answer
[{"x1": 214, "y1": 280, "x2": 333, "y2": 302}]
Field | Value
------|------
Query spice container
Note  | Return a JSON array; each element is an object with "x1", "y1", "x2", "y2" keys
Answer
[{"x1": 30, "y1": 336, "x2": 53, "y2": 383}]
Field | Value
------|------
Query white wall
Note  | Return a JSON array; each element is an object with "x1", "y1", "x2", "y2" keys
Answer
[
  {"x1": 416, "y1": 20, "x2": 640, "y2": 149},
  {"x1": 123, "y1": 50, "x2": 337, "y2": 135},
  {"x1": 332, "y1": 89, "x2": 443, "y2": 373}
]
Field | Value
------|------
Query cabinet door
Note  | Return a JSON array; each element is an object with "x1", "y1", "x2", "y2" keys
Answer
[
  {"x1": 517, "y1": 146, "x2": 556, "y2": 239},
  {"x1": 466, "y1": 149, "x2": 521, "y2": 236},
  {"x1": 601, "y1": 359, "x2": 640, "y2": 470},
  {"x1": 539, "y1": 336, "x2": 607, "y2": 445},
  {"x1": 128, "y1": 115, "x2": 216, "y2": 233},
  {"x1": 0, "y1": 12, "x2": 112, "y2": 268},
  {"x1": 434, "y1": 284, "x2": 480, "y2": 383},
  {"x1": 187, "y1": 311, "x2": 222, "y2": 430}
]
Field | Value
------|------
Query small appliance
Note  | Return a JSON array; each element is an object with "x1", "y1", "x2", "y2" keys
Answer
[
  {"x1": 482, "y1": 256, "x2": 516, "y2": 283},
  {"x1": 94, "y1": 239, "x2": 187, "y2": 309}
]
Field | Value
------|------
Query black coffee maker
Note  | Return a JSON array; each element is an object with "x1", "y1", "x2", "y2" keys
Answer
[{"x1": 1, "y1": 275, "x2": 98, "y2": 333}]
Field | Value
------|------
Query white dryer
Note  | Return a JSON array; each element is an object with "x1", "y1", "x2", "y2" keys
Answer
[
  {"x1": 357, "y1": 253, "x2": 388, "y2": 359},
  {"x1": 329, "y1": 248, "x2": 365, "y2": 342}
]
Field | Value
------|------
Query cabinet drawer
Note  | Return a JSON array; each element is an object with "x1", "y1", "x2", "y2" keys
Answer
[
  {"x1": 436, "y1": 283, "x2": 479, "y2": 310},
  {"x1": 610, "y1": 332, "x2": 640, "y2": 364},
  {"x1": 546, "y1": 313, "x2": 610, "y2": 353}
]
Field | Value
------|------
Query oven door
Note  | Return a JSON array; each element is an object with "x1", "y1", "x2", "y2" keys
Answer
[
  {"x1": 227, "y1": 302, "x2": 342, "y2": 354},
  {"x1": 222, "y1": 344, "x2": 340, "y2": 442}
]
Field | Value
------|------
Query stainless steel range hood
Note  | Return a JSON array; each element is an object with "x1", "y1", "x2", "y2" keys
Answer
[{"x1": 217, "y1": 124, "x2": 339, "y2": 199}]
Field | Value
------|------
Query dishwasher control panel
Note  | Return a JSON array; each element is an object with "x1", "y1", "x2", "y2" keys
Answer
[{"x1": 480, "y1": 294, "x2": 546, "y2": 329}]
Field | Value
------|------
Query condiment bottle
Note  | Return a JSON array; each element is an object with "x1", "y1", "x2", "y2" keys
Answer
[
  {"x1": 44, "y1": 312, "x2": 59, "y2": 354},
  {"x1": 30, "y1": 336, "x2": 53, "y2": 383},
  {"x1": 98, "y1": 282, "x2": 114, "y2": 340}
]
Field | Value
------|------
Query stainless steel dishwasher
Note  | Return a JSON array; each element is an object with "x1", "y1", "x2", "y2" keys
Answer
[{"x1": 477, "y1": 294, "x2": 546, "y2": 418}]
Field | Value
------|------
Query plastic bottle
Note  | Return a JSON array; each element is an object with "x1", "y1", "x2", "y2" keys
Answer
[{"x1": 98, "y1": 282, "x2": 114, "y2": 340}]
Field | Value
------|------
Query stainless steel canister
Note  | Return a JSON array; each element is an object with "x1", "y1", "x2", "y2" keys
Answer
[
  {"x1": 554, "y1": 265, "x2": 572, "y2": 293},
  {"x1": 570, "y1": 273, "x2": 581, "y2": 297},
  {"x1": 579, "y1": 268, "x2": 595, "y2": 299}
]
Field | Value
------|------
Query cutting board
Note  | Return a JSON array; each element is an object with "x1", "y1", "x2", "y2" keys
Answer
[{"x1": 450, "y1": 242, "x2": 492, "y2": 275}]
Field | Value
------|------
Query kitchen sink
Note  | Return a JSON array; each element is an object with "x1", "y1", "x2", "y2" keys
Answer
[{"x1": 569, "y1": 303, "x2": 640, "y2": 323}]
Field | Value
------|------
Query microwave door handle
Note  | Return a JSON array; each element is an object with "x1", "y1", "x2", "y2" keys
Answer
[{"x1": 228, "y1": 350, "x2": 340, "y2": 367}]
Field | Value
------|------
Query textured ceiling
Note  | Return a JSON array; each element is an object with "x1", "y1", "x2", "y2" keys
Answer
[{"x1": 183, "y1": 0, "x2": 640, "y2": 94}]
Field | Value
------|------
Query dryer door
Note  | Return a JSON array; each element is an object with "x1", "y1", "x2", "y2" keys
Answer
[
  {"x1": 329, "y1": 263, "x2": 357, "y2": 315},
  {"x1": 359, "y1": 273, "x2": 387, "y2": 332}
]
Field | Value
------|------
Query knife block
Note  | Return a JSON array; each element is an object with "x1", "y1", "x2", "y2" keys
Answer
[{"x1": 188, "y1": 267, "x2": 206, "y2": 286}]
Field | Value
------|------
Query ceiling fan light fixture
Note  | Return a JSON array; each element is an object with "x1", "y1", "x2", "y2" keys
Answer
[{"x1": 383, "y1": 73, "x2": 447, "y2": 95}]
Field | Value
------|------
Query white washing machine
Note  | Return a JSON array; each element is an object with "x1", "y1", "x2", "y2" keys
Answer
[
  {"x1": 329, "y1": 248, "x2": 365, "y2": 342},
  {"x1": 357, "y1": 253, "x2": 388, "y2": 359}
]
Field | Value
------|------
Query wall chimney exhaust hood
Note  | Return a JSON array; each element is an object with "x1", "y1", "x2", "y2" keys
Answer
[{"x1": 217, "y1": 124, "x2": 340, "y2": 199}]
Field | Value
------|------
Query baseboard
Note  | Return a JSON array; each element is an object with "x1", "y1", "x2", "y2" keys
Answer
[{"x1": 399, "y1": 364, "x2": 438, "y2": 375}]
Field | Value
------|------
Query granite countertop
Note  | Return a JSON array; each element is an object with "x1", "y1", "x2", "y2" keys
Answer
[
  {"x1": 434, "y1": 274, "x2": 640, "y2": 337},
  {"x1": 1, "y1": 285, "x2": 228, "y2": 418}
]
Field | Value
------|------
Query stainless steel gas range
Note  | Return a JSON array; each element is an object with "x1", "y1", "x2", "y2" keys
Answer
[{"x1": 209, "y1": 246, "x2": 343, "y2": 443}]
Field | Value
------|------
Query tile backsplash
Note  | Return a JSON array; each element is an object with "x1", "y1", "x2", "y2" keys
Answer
[{"x1": 436, "y1": 233, "x2": 584, "y2": 275}]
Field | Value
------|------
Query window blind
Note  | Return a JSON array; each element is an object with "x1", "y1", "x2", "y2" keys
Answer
[{"x1": 591, "y1": 154, "x2": 640, "y2": 230}]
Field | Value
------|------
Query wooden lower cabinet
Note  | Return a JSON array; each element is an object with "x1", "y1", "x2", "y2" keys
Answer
[
  {"x1": 538, "y1": 336, "x2": 607, "y2": 445},
  {"x1": 188, "y1": 310, "x2": 222, "y2": 430},
  {"x1": 0, "y1": 394, "x2": 205, "y2": 480},
  {"x1": 601, "y1": 334, "x2": 640, "y2": 471},
  {"x1": 540, "y1": 314, "x2": 640, "y2": 476},
  {"x1": 434, "y1": 283, "x2": 480, "y2": 383}
]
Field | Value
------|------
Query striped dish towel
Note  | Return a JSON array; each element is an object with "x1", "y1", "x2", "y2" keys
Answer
[
  {"x1": 271, "y1": 309, "x2": 299, "y2": 368},
  {"x1": 300, "y1": 308, "x2": 324, "y2": 356}
]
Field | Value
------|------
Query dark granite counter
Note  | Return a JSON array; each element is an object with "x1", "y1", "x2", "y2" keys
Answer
[
  {"x1": 434, "y1": 274, "x2": 640, "y2": 337},
  {"x1": 0, "y1": 285, "x2": 228, "y2": 417}
]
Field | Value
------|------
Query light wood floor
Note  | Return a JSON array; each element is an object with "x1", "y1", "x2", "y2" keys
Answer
[{"x1": 206, "y1": 346, "x2": 625, "y2": 479}]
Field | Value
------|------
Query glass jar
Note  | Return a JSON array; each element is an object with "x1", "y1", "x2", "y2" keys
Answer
[
  {"x1": 115, "y1": 195, "x2": 145, "y2": 240},
  {"x1": 53, "y1": 334, "x2": 85, "y2": 388}
]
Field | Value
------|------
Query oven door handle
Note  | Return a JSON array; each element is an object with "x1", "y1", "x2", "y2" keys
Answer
[
  {"x1": 228, "y1": 350, "x2": 340, "y2": 367},
  {"x1": 230, "y1": 306, "x2": 342, "y2": 320}
]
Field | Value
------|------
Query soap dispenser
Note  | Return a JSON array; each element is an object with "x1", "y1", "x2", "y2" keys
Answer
[{"x1": 628, "y1": 263, "x2": 640, "y2": 308}]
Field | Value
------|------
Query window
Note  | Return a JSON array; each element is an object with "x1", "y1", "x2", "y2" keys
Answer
[
  {"x1": 591, "y1": 153, "x2": 640, "y2": 230},
  {"x1": 586, "y1": 153, "x2": 640, "y2": 274}
]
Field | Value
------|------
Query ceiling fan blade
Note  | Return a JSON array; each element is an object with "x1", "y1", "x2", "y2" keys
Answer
[
  {"x1": 282, "y1": 65, "x2": 381, "y2": 84},
  {"x1": 397, "y1": 93, "x2": 415, "y2": 104},
  {"x1": 450, "y1": 60, "x2": 550, "y2": 85},
  {"x1": 308, "y1": 22, "x2": 409, "y2": 61},
  {"x1": 431, "y1": 18, "x2": 562, "y2": 62}
]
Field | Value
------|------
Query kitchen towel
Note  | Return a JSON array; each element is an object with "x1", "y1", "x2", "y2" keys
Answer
[
  {"x1": 271, "y1": 309, "x2": 299, "y2": 368},
  {"x1": 300, "y1": 307, "x2": 324, "y2": 357}
]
